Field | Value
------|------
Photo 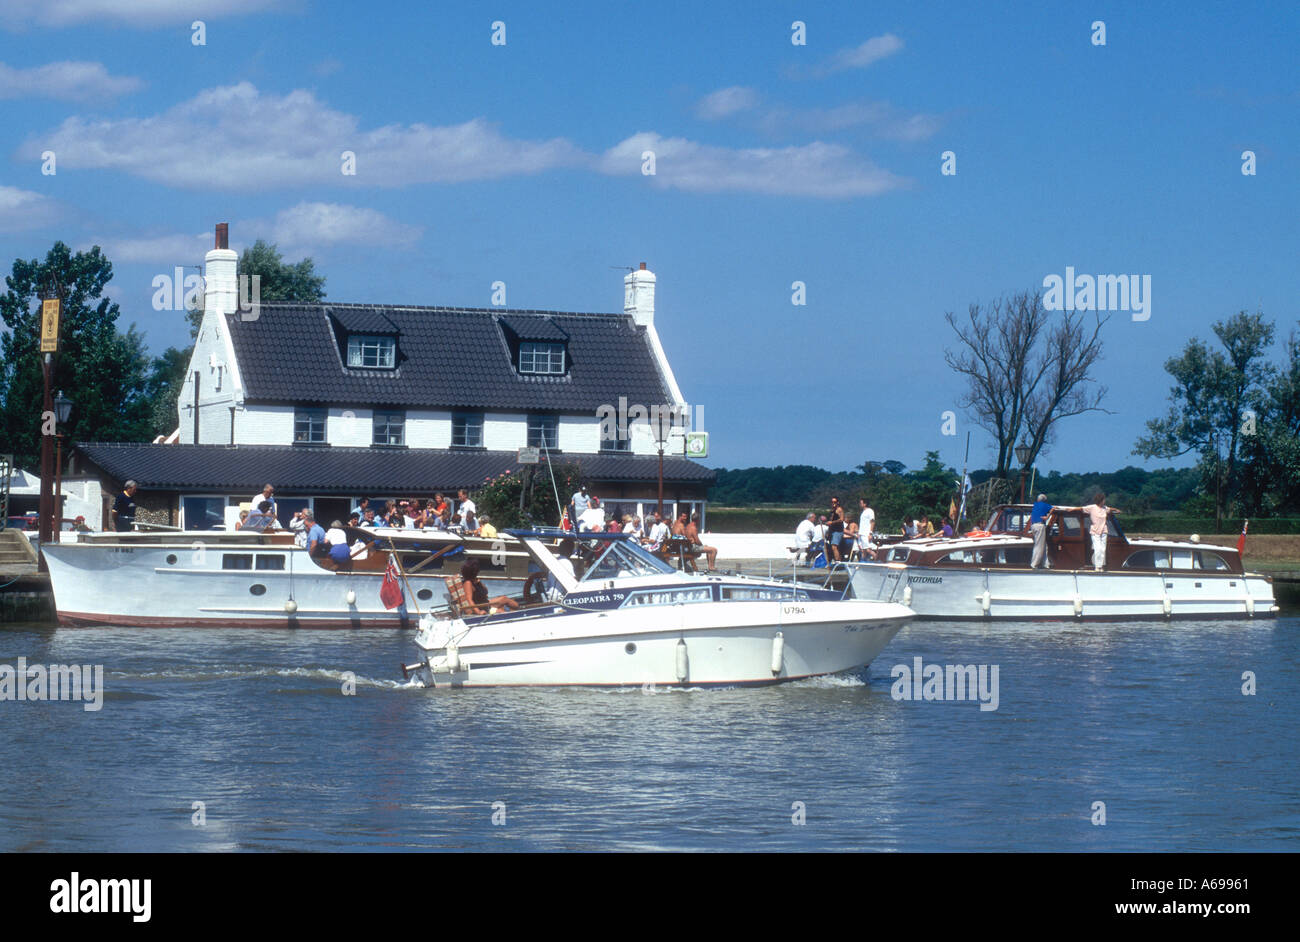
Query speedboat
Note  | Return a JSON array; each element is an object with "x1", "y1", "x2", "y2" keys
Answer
[
  {"x1": 405, "y1": 530, "x2": 913, "y2": 687},
  {"x1": 844, "y1": 504, "x2": 1277, "y2": 620},
  {"x1": 41, "y1": 526, "x2": 534, "y2": 628}
]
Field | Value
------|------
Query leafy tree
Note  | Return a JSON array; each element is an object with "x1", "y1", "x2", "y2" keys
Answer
[
  {"x1": 1134, "y1": 311, "x2": 1274, "y2": 528},
  {"x1": 945, "y1": 290, "x2": 1108, "y2": 478},
  {"x1": 1240, "y1": 329, "x2": 1300, "y2": 513},
  {"x1": 239, "y1": 240, "x2": 326, "y2": 303},
  {"x1": 0, "y1": 242, "x2": 152, "y2": 469}
]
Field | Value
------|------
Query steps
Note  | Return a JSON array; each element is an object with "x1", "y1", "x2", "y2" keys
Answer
[{"x1": 0, "y1": 529, "x2": 39, "y2": 572}]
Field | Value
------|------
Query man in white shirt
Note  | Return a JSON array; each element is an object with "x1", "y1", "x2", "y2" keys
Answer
[
  {"x1": 624, "y1": 515, "x2": 642, "y2": 535},
  {"x1": 456, "y1": 489, "x2": 476, "y2": 522},
  {"x1": 571, "y1": 485, "x2": 590, "y2": 521},
  {"x1": 578, "y1": 497, "x2": 605, "y2": 533},
  {"x1": 250, "y1": 484, "x2": 276, "y2": 521},
  {"x1": 645, "y1": 512, "x2": 669, "y2": 551},
  {"x1": 795, "y1": 512, "x2": 816, "y2": 564},
  {"x1": 858, "y1": 497, "x2": 876, "y2": 551}
]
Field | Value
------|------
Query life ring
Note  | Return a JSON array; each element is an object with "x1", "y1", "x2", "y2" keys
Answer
[{"x1": 965, "y1": 529, "x2": 991, "y2": 538}]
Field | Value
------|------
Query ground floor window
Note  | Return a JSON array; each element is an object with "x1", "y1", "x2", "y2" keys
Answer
[{"x1": 181, "y1": 496, "x2": 228, "y2": 530}]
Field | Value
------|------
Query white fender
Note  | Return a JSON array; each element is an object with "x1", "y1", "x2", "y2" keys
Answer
[
  {"x1": 345, "y1": 589, "x2": 357, "y2": 606},
  {"x1": 675, "y1": 639, "x2": 689, "y2": 683},
  {"x1": 284, "y1": 599, "x2": 298, "y2": 614},
  {"x1": 1073, "y1": 595, "x2": 1083, "y2": 616},
  {"x1": 445, "y1": 642, "x2": 461, "y2": 673},
  {"x1": 1162, "y1": 595, "x2": 1172, "y2": 616},
  {"x1": 1245, "y1": 596, "x2": 1255, "y2": 616},
  {"x1": 771, "y1": 631, "x2": 785, "y2": 676},
  {"x1": 981, "y1": 589, "x2": 991, "y2": 614},
  {"x1": 903, "y1": 585, "x2": 913, "y2": 607}
]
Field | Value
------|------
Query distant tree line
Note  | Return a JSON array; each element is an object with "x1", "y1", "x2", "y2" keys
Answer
[{"x1": 711, "y1": 458, "x2": 1203, "y2": 525}]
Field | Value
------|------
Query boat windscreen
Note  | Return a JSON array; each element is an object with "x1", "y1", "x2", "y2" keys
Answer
[{"x1": 580, "y1": 539, "x2": 678, "y2": 581}]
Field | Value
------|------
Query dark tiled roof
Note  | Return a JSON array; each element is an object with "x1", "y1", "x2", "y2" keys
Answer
[
  {"x1": 74, "y1": 443, "x2": 714, "y2": 494},
  {"x1": 229, "y1": 303, "x2": 670, "y2": 411},
  {"x1": 497, "y1": 313, "x2": 568, "y2": 341}
]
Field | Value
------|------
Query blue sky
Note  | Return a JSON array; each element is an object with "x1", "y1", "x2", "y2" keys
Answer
[{"x1": 2, "y1": 0, "x2": 1296, "y2": 475}]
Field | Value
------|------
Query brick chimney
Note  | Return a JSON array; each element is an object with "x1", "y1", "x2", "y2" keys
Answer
[{"x1": 623, "y1": 261, "x2": 655, "y2": 327}]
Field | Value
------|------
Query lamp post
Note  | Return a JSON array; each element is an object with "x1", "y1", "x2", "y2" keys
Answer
[
  {"x1": 37, "y1": 291, "x2": 62, "y2": 553},
  {"x1": 53, "y1": 390, "x2": 72, "y2": 528},
  {"x1": 1015, "y1": 442, "x2": 1032, "y2": 503},
  {"x1": 653, "y1": 413, "x2": 667, "y2": 518}
]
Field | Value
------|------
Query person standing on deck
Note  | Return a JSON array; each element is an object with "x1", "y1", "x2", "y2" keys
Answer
[
  {"x1": 858, "y1": 497, "x2": 875, "y2": 550},
  {"x1": 1029, "y1": 494, "x2": 1054, "y2": 569},
  {"x1": 112, "y1": 481, "x2": 138, "y2": 532},
  {"x1": 826, "y1": 497, "x2": 846, "y2": 562},
  {"x1": 1070, "y1": 493, "x2": 1119, "y2": 571}
]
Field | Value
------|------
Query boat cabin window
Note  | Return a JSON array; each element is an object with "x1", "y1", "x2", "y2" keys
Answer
[
  {"x1": 1058, "y1": 516, "x2": 1082, "y2": 535},
  {"x1": 1170, "y1": 549, "x2": 1195, "y2": 570},
  {"x1": 255, "y1": 555, "x2": 285, "y2": 570},
  {"x1": 939, "y1": 548, "x2": 977, "y2": 564},
  {"x1": 221, "y1": 554, "x2": 254, "y2": 570},
  {"x1": 720, "y1": 586, "x2": 810, "y2": 601},
  {"x1": 581, "y1": 539, "x2": 677, "y2": 582},
  {"x1": 1197, "y1": 551, "x2": 1230, "y2": 571},
  {"x1": 881, "y1": 547, "x2": 910, "y2": 562},
  {"x1": 622, "y1": 587, "x2": 713, "y2": 607},
  {"x1": 989, "y1": 508, "x2": 1031, "y2": 533}
]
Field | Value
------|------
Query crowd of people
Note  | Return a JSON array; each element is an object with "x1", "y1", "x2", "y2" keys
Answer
[
  {"x1": 568, "y1": 484, "x2": 716, "y2": 571},
  {"x1": 794, "y1": 496, "x2": 882, "y2": 565}
]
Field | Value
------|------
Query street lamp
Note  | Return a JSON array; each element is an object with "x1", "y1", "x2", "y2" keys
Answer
[
  {"x1": 652, "y1": 406, "x2": 671, "y2": 517},
  {"x1": 53, "y1": 391, "x2": 72, "y2": 528},
  {"x1": 1014, "y1": 442, "x2": 1031, "y2": 503}
]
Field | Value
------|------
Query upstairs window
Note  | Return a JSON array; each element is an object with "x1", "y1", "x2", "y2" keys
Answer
[
  {"x1": 373, "y1": 410, "x2": 405, "y2": 446},
  {"x1": 452, "y1": 412, "x2": 484, "y2": 448},
  {"x1": 527, "y1": 414, "x2": 559, "y2": 449},
  {"x1": 294, "y1": 407, "x2": 327, "y2": 444},
  {"x1": 601, "y1": 428, "x2": 632, "y2": 452},
  {"x1": 519, "y1": 341, "x2": 565, "y2": 375},
  {"x1": 347, "y1": 335, "x2": 396, "y2": 369}
]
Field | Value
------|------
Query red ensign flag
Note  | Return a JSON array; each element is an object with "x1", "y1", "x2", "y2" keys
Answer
[
  {"x1": 1237, "y1": 520, "x2": 1248, "y2": 557},
  {"x1": 380, "y1": 555, "x2": 404, "y2": 610}
]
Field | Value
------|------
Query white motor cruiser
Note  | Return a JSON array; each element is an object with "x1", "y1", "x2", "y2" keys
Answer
[
  {"x1": 845, "y1": 504, "x2": 1277, "y2": 621},
  {"x1": 405, "y1": 530, "x2": 913, "y2": 688},
  {"x1": 40, "y1": 526, "x2": 529, "y2": 628}
]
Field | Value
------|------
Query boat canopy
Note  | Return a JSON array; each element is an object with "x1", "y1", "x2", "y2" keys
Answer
[{"x1": 579, "y1": 539, "x2": 677, "y2": 582}]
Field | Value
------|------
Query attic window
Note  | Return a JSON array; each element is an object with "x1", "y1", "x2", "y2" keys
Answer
[
  {"x1": 519, "y1": 341, "x2": 565, "y2": 375},
  {"x1": 347, "y1": 335, "x2": 396, "y2": 369}
]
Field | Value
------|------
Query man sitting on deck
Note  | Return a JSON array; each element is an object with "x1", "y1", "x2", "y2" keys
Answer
[{"x1": 685, "y1": 513, "x2": 717, "y2": 572}]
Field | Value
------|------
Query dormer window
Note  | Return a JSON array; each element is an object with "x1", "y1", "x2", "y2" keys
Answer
[
  {"x1": 519, "y1": 341, "x2": 565, "y2": 375},
  {"x1": 347, "y1": 335, "x2": 396, "y2": 369}
]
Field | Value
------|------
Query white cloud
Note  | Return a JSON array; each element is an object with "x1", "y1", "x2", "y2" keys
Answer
[
  {"x1": 0, "y1": 185, "x2": 58, "y2": 232},
  {"x1": 824, "y1": 33, "x2": 905, "y2": 73},
  {"x1": 20, "y1": 82, "x2": 587, "y2": 190},
  {"x1": 0, "y1": 60, "x2": 143, "y2": 102},
  {"x1": 598, "y1": 132, "x2": 907, "y2": 198},
  {"x1": 696, "y1": 86, "x2": 761, "y2": 120},
  {"x1": 0, "y1": 0, "x2": 279, "y2": 29},
  {"x1": 250, "y1": 202, "x2": 422, "y2": 255},
  {"x1": 86, "y1": 203, "x2": 420, "y2": 264},
  {"x1": 86, "y1": 231, "x2": 209, "y2": 264}
]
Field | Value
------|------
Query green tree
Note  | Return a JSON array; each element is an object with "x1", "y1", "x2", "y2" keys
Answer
[
  {"x1": 1134, "y1": 311, "x2": 1274, "y2": 529},
  {"x1": 239, "y1": 240, "x2": 326, "y2": 303},
  {"x1": 0, "y1": 242, "x2": 154, "y2": 469}
]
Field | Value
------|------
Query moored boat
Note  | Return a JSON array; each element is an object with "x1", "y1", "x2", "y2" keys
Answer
[
  {"x1": 41, "y1": 526, "x2": 533, "y2": 628},
  {"x1": 845, "y1": 504, "x2": 1277, "y2": 620},
  {"x1": 406, "y1": 530, "x2": 913, "y2": 687}
]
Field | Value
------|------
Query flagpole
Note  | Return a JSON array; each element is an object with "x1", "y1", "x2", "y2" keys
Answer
[
  {"x1": 956, "y1": 431, "x2": 971, "y2": 529},
  {"x1": 386, "y1": 536, "x2": 422, "y2": 616}
]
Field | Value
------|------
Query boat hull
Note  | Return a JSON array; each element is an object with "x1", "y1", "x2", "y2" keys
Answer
[
  {"x1": 41, "y1": 540, "x2": 515, "y2": 628},
  {"x1": 411, "y1": 599, "x2": 911, "y2": 687},
  {"x1": 846, "y1": 562, "x2": 1278, "y2": 620}
]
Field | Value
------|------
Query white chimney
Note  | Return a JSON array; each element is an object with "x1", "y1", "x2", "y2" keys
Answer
[
  {"x1": 624, "y1": 261, "x2": 655, "y2": 327},
  {"x1": 204, "y1": 222, "x2": 238, "y2": 317}
]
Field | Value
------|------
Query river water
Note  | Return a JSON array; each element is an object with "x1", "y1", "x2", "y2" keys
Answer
[{"x1": 1, "y1": 617, "x2": 1295, "y2": 851}]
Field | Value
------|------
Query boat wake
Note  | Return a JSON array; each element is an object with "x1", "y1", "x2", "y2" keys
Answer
[{"x1": 109, "y1": 666, "x2": 419, "y2": 689}]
